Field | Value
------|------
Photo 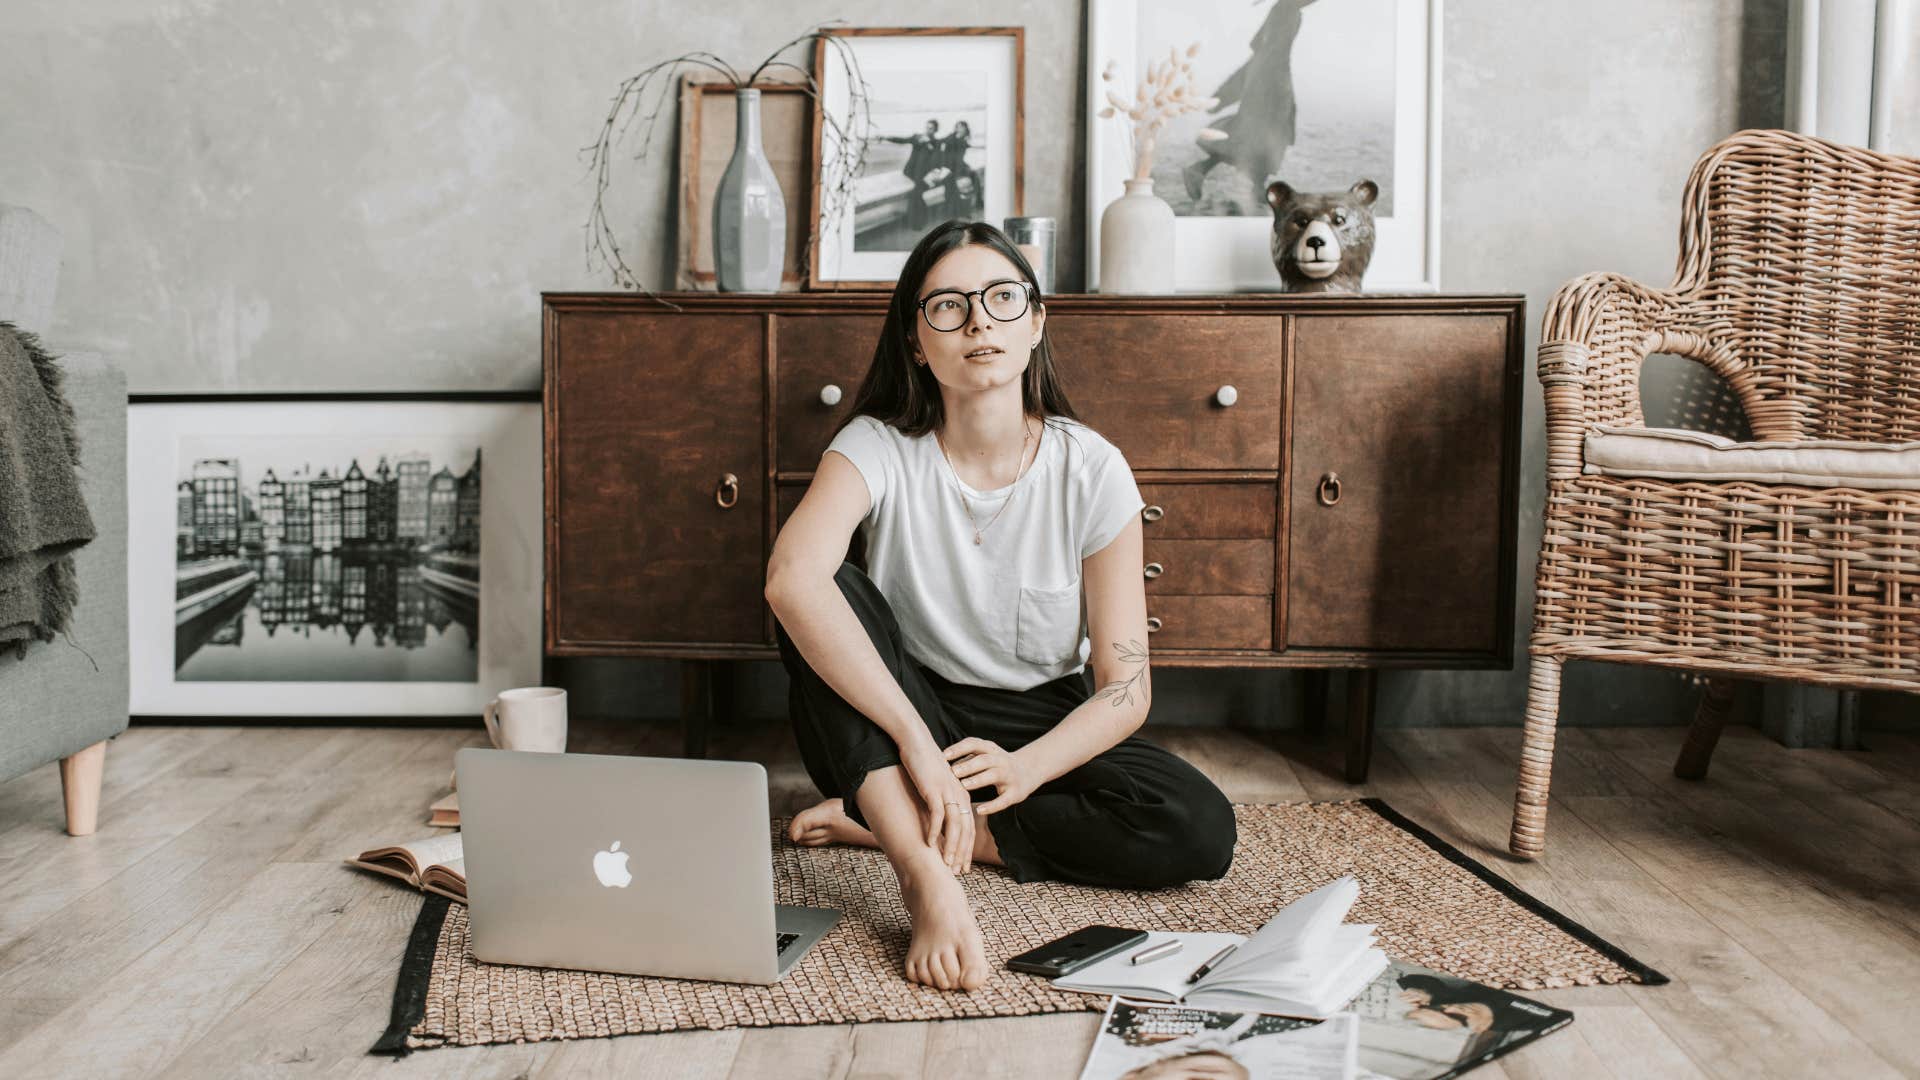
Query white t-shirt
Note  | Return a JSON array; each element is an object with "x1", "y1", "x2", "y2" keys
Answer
[{"x1": 824, "y1": 414, "x2": 1145, "y2": 691}]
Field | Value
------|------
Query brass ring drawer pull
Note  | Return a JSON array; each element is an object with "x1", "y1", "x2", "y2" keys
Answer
[
  {"x1": 716, "y1": 473, "x2": 740, "y2": 509},
  {"x1": 1143, "y1": 562, "x2": 1164, "y2": 579},
  {"x1": 1146, "y1": 616, "x2": 1163, "y2": 632},
  {"x1": 1141, "y1": 504, "x2": 1164, "y2": 523},
  {"x1": 1316, "y1": 472, "x2": 1342, "y2": 507}
]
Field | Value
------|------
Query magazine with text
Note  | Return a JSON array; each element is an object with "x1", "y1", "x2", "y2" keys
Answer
[
  {"x1": 1077, "y1": 960, "x2": 1573, "y2": 1080},
  {"x1": 1078, "y1": 998, "x2": 1359, "y2": 1080},
  {"x1": 1350, "y1": 960, "x2": 1573, "y2": 1080}
]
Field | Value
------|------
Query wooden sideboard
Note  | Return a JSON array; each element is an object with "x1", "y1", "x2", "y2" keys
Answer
[{"x1": 544, "y1": 292, "x2": 1525, "y2": 778}]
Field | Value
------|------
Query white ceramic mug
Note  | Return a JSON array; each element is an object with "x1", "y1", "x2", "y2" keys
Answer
[{"x1": 482, "y1": 686, "x2": 569, "y2": 753}]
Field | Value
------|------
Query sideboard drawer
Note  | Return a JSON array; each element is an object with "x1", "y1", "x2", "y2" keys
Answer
[
  {"x1": 1141, "y1": 539, "x2": 1273, "y2": 595},
  {"x1": 1137, "y1": 482, "x2": 1275, "y2": 538},
  {"x1": 1144, "y1": 596, "x2": 1273, "y2": 650},
  {"x1": 1045, "y1": 316, "x2": 1283, "y2": 470},
  {"x1": 776, "y1": 314, "x2": 885, "y2": 469}
]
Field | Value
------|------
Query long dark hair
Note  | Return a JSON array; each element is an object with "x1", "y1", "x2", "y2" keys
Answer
[{"x1": 833, "y1": 220, "x2": 1079, "y2": 440}]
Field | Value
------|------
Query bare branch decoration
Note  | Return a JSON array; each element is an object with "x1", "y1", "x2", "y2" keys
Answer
[{"x1": 580, "y1": 24, "x2": 874, "y2": 305}]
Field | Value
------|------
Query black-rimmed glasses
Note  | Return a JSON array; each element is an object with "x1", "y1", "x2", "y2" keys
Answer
[{"x1": 917, "y1": 280, "x2": 1032, "y2": 332}]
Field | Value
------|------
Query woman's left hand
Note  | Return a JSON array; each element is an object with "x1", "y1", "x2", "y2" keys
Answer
[{"x1": 944, "y1": 737, "x2": 1038, "y2": 816}]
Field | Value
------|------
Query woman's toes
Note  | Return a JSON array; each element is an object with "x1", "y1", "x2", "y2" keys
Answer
[{"x1": 958, "y1": 954, "x2": 989, "y2": 990}]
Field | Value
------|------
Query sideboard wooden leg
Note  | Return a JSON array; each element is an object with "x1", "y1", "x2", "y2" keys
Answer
[
  {"x1": 1344, "y1": 669, "x2": 1377, "y2": 784},
  {"x1": 1302, "y1": 670, "x2": 1330, "y2": 735},
  {"x1": 680, "y1": 659, "x2": 712, "y2": 759},
  {"x1": 711, "y1": 659, "x2": 735, "y2": 744}
]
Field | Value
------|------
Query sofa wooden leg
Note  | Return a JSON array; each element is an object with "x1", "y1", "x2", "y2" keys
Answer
[
  {"x1": 1510, "y1": 655, "x2": 1562, "y2": 860},
  {"x1": 1674, "y1": 677, "x2": 1737, "y2": 780},
  {"x1": 59, "y1": 739, "x2": 107, "y2": 837}
]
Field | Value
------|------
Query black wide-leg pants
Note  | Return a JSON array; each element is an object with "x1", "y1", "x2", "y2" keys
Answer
[{"x1": 774, "y1": 561, "x2": 1237, "y2": 888}]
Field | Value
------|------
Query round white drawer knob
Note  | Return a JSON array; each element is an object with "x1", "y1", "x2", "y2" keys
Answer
[
  {"x1": 819, "y1": 384, "x2": 843, "y2": 406},
  {"x1": 1214, "y1": 385, "x2": 1238, "y2": 407}
]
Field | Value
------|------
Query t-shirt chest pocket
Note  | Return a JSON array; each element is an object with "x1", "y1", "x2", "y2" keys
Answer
[{"x1": 1015, "y1": 580, "x2": 1083, "y2": 666}]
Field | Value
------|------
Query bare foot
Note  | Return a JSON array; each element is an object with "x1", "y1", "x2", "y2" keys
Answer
[
  {"x1": 787, "y1": 797, "x2": 877, "y2": 848},
  {"x1": 896, "y1": 852, "x2": 990, "y2": 990}
]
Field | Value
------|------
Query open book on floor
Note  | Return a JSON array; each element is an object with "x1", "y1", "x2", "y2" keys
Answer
[
  {"x1": 1053, "y1": 876, "x2": 1388, "y2": 1018},
  {"x1": 345, "y1": 832, "x2": 467, "y2": 903}
]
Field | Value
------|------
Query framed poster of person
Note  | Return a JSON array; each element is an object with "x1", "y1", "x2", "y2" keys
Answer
[
  {"x1": 126, "y1": 393, "x2": 541, "y2": 718},
  {"x1": 808, "y1": 26, "x2": 1025, "y2": 290},
  {"x1": 1086, "y1": 0, "x2": 1441, "y2": 292}
]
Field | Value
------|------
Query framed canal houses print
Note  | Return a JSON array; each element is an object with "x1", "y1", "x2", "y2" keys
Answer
[{"x1": 127, "y1": 394, "x2": 541, "y2": 717}]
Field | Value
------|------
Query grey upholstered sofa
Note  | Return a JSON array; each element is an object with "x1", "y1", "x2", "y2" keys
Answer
[{"x1": 0, "y1": 203, "x2": 129, "y2": 835}]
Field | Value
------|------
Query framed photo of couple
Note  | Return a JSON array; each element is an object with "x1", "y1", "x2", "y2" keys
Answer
[
  {"x1": 808, "y1": 27, "x2": 1025, "y2": 290},
  {"x1": 1086, "y1": 0, "x2": 1442, "y2": 292}
]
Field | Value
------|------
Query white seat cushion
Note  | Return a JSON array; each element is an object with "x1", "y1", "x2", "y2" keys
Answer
[{"x1": 1584, "y1": 426, "x2": 1920, "y2": 489}]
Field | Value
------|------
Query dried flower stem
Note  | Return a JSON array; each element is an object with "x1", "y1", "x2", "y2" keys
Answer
[{"x1": 1098, "y1": 43, "x2": 1219, "y2": 183}]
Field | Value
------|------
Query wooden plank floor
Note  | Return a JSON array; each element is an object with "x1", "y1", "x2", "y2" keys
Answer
[{"x1": 1, "y1": 718, "x2": 1916, "y2": 1079}]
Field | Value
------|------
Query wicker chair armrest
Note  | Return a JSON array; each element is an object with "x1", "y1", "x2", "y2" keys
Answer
[{"x1": 1537, "y1": 271, "x2": 1734, "y2": 479}]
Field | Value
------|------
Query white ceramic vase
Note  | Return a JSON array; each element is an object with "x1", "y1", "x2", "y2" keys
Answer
[
  {"x1": 712, "y1": 88, "x2": 787, "y2": 293},
  {"x1": 1098, "y1": 178, "x2": 1175, "y2": 294}
]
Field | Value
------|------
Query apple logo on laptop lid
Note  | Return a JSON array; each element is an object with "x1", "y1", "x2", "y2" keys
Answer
[{"x1": 593, "y1": 841, "x2": 633, "y2": 888}]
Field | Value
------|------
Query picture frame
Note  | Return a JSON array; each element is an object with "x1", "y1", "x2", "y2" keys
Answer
[
  {"x1": 808, "y1": 26, "x2": 1025, "y2": 290},
  {"x1": 676, "y1": 78, "x2": 816, "y2": 291},
  {"x1": 127, "y1": 392, "x2": 542, "y2": 719},
  {"x1": 1085, "y1": 0, "x2": 1442, "y2": 292}
]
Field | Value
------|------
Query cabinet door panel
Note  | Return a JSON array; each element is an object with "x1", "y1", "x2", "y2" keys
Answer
[
  {"x1": 1045, "y1": 315, "x2": 1283, "y2": 470},
  {"x1": 551, "y1": 311, "x2": 766, "y2": 646},
  {"x1": 1287, "y1": 314, "x2": 1507, "y2": 651}
]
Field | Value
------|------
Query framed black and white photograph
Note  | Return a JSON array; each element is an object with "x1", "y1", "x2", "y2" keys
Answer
[
  {"x1": 127, "y1": 394, "x2": 541, "y2": 717},
  {"x1": 1086, "y1": 0, "x2": 1440, "y2": 291},
  {"x1": 808, "y1": 27, "x2": 1024, "y2": 290}
]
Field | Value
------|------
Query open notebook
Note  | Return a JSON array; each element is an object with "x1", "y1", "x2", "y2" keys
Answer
[
  {"x1": 344, "y1": 832, "x2": 467, "y2": 903},
  {"x1": 1052, "y1": 875, "x2": 1387, "y2": 1018}
]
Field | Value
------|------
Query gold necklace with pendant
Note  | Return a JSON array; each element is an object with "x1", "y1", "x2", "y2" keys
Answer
[{"x1": 936, "y1": 418, "x2": 1036, "y2": 545}]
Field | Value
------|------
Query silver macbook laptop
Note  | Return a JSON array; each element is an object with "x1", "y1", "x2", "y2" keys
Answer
[{"x1": 454, "y1": 748, "x2": 839, "y2": 984}]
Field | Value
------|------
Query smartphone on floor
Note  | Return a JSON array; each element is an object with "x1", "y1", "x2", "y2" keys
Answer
[{"x1": 1005, "y1": 925, "x2": 1149, "y2": 977}]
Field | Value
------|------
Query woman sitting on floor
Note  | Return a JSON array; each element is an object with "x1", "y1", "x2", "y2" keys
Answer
[{"x1": 765, "y1": 220, "x2": 1237, "y2": 992}]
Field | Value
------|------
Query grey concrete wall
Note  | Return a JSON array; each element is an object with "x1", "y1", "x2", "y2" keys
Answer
[{"x1": 5, "y1": 1, "x2": 1821, "y2": 730}]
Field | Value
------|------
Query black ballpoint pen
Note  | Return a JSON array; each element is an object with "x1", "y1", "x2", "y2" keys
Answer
[{"x1": 1185, "y1": 943, "x2": 1238, "y2": 985}]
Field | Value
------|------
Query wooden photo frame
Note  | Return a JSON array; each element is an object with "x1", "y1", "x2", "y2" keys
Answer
[
  {"x1": 808, "y1": 27, "x2": 1026, "y2": 291},
  {"x1": 675, "y1": 79, "x2": 815, "y2": 291}
]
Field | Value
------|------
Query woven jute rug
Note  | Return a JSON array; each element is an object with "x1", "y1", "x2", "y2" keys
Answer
[{"x1": 373, "y1": 799, "x2": 1665, "y2": 1054}]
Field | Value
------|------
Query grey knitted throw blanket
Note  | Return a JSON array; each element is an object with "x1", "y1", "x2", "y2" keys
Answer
[{"x1": 0, "y1": 321, "x2": 96, "y2": 654}]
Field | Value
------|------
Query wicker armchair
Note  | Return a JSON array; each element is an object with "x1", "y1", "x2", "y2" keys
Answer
[{"x1": 1512, "y1": 129, "x2": 1920, "y2": 859}]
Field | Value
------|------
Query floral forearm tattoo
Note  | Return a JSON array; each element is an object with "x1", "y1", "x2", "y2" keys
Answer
[{"x1": 1091, "y1": 639, "x2": 1150, "y2": 709}]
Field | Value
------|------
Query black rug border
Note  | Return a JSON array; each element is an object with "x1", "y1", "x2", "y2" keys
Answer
[
  {"x1": 370, "y1": 891, "x2": 453, "y2": 1056},
  {"x1": 1357, "y1": 797, "x2": 1670, "y2": 985},
  {"x1": 369, "y1": 798, "x2": 1667, "y2": 1054}
]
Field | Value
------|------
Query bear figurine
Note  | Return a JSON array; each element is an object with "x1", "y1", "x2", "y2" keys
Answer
[{"x1": 1266, "y1": 179, "x2": 1377, "y2": 293}]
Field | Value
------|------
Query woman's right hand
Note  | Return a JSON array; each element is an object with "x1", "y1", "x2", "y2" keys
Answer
[{"x1": 899, "y1": 740, "x2": 975, "y2": 875}]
